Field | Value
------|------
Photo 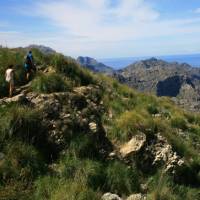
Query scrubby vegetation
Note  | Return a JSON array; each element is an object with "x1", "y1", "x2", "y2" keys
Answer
[{"x1": 0, "y1": 47, "x2": 199, "y2": 199}]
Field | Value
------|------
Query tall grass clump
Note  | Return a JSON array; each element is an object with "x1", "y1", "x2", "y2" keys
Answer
[
  {"x1": 0, "y1": 141, "x2": 44, "y2": 200},
  {"x1": 105, "y1": 161, "x2": 140, "y2": 195},
  {"x1": 31, "y1": 72, "x2": 72, "y2": 93},
  {"x1": 50, "y1": 54, "x2": 96, "y2": 86},
  {"x1": 171, "y1": 115, "x2": 188, "y2": 130},
  {"x1": 147, "y1": 172, "x2": 178, "y2": 200},
  {"x1": 110, "y1": 110, "x2": 154, "y2": 142},
  {"x1": 0, "y1": 104, "x2": 45, "y2": 144},
  {"x1": 67, "y1": 134, "x2": 101, "y2": 159},
  {"x1": 34, "y1": 176, "x2": 100, "y2": 200}
]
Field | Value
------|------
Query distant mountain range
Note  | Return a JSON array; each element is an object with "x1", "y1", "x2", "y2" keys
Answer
[{"x1": 115, "y1": 57, "x2": 200, "y2": 111}]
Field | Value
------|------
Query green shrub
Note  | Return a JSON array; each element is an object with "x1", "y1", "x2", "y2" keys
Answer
[{"x1": 31, "y1": 72, "x2": 72, "y2": 93}]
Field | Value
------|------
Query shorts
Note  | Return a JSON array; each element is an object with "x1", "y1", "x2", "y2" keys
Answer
[
  {"x1": 25, "y1": 63, "x2": 31, "y2": 73},
  {"x1": 6, "y1": 79, "x2": 14, "y2": 86}
]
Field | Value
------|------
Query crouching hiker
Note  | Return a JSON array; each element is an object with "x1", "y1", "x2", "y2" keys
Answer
[
  {"x1": 24, "y1": 51, "x2": 36, "y2": 81},
  {"x1": 5, "y1": 64, "x2": 15, "y2": 97}
]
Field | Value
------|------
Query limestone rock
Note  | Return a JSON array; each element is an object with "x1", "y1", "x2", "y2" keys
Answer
[
  {"x1": 120, "y1": 133, "x2": 146, "y2": 158},
  {"x1": 102, "y1": 193, "x2": 122, "y2": 200},
  {"x1": 153, "y1": 133, "x2": 184, "y2": 173},
  {"x1": 126, "y1": 193, "x2": 146, "y2": 200}
]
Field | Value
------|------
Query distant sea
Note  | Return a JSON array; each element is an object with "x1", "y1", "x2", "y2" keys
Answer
[{"x1": 99, "y1": 54, "x2": 200, "y2": 69}]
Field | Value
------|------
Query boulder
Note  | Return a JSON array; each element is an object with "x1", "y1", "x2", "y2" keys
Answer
[
  {"x1": 120, "y1": 133, "x2": 146, "y2": 158},
  {"x1": 102, "y1": 193, "x2": 122, "y2": 200}
]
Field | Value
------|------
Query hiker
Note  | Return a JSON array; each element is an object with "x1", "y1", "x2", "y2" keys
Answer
[
  {"x1": 5, "y1": 64, "x2": 15, "y2": 97},
  {"x1": 24, "y1": 51, "x2": 36, "y2": 81}
]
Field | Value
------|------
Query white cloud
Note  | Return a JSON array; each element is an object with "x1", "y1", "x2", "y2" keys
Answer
[
  {"x1": 3, "y1": 0, "x2": 200, "y2": 57},
  {"x1": 194, "y1": 8, "x2": 200, "y2": 14},
  {"x1": 33, "y1": 0, "x2": 160, "y2": 41}
]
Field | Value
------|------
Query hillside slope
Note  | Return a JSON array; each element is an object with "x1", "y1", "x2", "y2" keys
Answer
[{"x1": 0, "y1": 48, "x2": 199, "y2": 200}]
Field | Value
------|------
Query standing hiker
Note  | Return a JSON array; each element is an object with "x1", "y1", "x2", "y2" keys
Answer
[
  {"x1": 5, "y1": 64, "x2": 15, "y2": 97},
  {"x1": 24, "y1": 51, "x2": 36, "y2": 81}
]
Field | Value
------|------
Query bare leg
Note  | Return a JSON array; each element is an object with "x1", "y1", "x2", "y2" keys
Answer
[
  {"x1": 26, "y1": 72, "x2": 30, "y2": 81},
  {"x1": 9, "y1": 82, "x2": 14, "y2": 97}
]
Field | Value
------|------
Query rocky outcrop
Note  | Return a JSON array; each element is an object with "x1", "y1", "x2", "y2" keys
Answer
[
  {"x1": 111, "y1": 132, "x2": 184, "y2": 176},
  {"x1": 0, "y1": 85, "x2": 113, "y2": 160},
  {"x1": 152, "y1": 134, "x2": 184, "y2": 173}
]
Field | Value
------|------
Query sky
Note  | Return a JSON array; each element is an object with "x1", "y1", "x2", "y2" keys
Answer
[{"x1": 1, "y1": 0, "x2": 200, "y2": 58}]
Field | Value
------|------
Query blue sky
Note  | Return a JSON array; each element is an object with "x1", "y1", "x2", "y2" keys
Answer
[{"x1": 1, "y1": 0, "x2": 200, "y2": 58}]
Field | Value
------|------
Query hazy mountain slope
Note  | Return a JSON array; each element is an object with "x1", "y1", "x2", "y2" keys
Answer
[
  {"x1": 77, "y1": 56, "x2": 114, "y2": 74},
  {"x1": 25, "y1": 44, "x2": 57, "y2": 54}
]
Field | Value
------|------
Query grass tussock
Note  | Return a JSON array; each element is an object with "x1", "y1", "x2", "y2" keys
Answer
[{"x1": 31, "y1": 72, "x2": 72, "y2": 93}]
